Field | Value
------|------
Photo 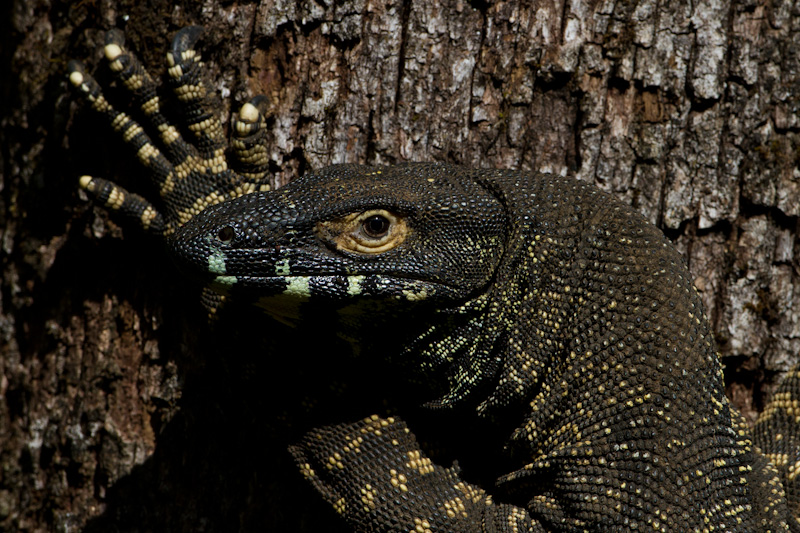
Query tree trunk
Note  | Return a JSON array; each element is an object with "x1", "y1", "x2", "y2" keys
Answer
[{"x1": 2, "y1": 0, "x2": 798, "y2": 530}]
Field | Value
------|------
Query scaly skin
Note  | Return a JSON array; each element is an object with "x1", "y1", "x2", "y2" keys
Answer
[
  {"x1": 172, "y1": 162, "x2": 800, "y2": 532},
  {"x1": 70, "y1": 26, "x2": 800, "y2": 532}
]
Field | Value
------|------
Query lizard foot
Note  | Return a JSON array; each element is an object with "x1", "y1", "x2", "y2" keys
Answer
[
  {"x1": 289, "y1": 414, "x2": 539, "y2": 532},
  {"x1": 68, "y1": 26, "x2": 271, "y2": 237}
]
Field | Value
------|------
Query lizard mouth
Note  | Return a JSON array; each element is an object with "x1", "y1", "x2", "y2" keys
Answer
[
  {"x1": 210, "y1": 272, "x2": 461, "y2": 303},
  {"x1": 207, "y1": 273, "x2": 463, "y2": 329}
]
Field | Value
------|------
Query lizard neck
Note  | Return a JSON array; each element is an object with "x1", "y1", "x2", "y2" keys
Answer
[{"x1": 377, "y1": 174, "x2": 606, "y2": 413}]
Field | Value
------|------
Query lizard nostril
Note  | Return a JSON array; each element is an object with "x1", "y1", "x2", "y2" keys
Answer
[{"x1": 217, "y1": 225, "x2": 235, "y2": 243}]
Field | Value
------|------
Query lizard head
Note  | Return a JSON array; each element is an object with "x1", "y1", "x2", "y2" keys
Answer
[
  {"x1": 172, "y1": 163, "x2": 514, "y2": 405},
  {"x1": 172, "y1": 163, "x2": 508, "y2": 331}
]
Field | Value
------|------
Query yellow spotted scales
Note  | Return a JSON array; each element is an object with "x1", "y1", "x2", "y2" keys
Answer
[{"x1": 69, "y1": 27, "x2": 800, "y2": 532}]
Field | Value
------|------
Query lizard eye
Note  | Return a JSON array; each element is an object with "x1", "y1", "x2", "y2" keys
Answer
[
  {"x1": 217, "y1": 225, "x2": 235, "y2": 243},
  {"x1": 362, "y1": 214, "x2": 391, "y2": 238},
  {"x1": 315, "y1": 209, "x2": 409, "y2": 255}
]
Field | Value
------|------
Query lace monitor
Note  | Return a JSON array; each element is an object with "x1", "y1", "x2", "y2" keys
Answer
[{"x1": 68, "y1": 26, "x2": 800, "y2": 532}]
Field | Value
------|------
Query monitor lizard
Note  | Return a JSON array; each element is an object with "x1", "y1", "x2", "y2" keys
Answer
[{"x1": 68, "y1": 26, "x2": 800, "y2": 532}]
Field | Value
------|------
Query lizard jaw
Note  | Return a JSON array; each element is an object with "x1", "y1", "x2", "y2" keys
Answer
[{"x1": 209, "y1": 272, "x2": 461, "y2": 304}]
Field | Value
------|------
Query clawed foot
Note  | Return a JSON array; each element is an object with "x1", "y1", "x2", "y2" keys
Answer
[{"x1": 68, "y1": 26, "x2": 272, "y2": 237}]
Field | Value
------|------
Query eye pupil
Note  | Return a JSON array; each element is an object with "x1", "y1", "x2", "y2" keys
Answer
[
  {"x1": 217, "y1": 226, "x2": 235, "y2": 242},
  {"x1": 363, "y1": 215, "x2": 390, "y2": 238}
]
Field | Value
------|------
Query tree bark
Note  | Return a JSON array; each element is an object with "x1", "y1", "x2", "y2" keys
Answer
[{"x1": 1, "y1": 0, "x2": 798, "y2": 530}]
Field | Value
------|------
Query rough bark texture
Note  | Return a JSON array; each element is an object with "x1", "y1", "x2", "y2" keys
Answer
[{"x1": 1, "y1": 0, "x2": 799, "y2": 530}]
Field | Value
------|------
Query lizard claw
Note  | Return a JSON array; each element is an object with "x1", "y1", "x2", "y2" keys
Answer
[{"x1": 169, "y1": 26, "x2": 205, "y2": 58}]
